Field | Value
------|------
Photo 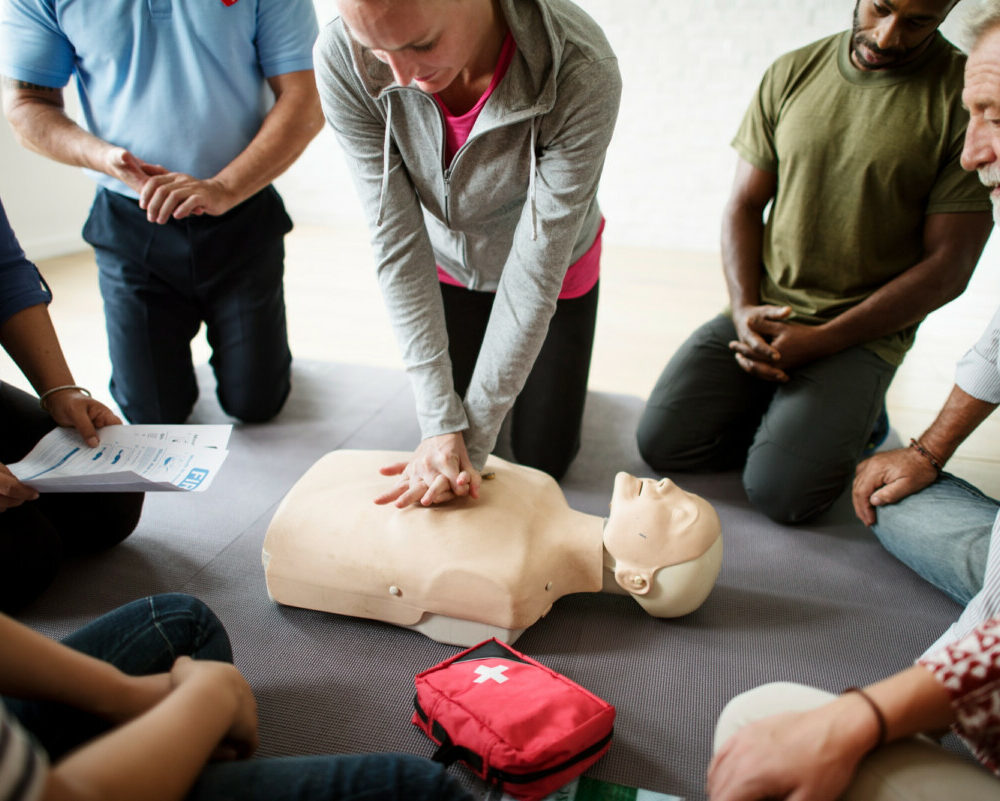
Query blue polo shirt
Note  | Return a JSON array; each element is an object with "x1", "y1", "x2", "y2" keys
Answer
[
  {"x1": 0, "y1": 0, "x2": 318, "y2": 198},
  {"x1": 0, "y1": 199, "x2": 51, "y2": 327}
]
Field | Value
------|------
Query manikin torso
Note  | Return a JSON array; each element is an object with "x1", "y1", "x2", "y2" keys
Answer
[{"x1": 263, "y1": 450, "x2": 722, "y2": 646}]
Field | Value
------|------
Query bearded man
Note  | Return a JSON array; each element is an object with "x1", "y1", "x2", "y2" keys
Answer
[
  {"x1": 708, "y1": 9, "x2": 1000, "y2": 799},
  {"x1": 637, "y1": 0, "x2": 992, "y2": 525}
]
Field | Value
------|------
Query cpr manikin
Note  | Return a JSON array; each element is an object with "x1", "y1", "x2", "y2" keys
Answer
[{"x1": 262, "y1": 451, "x2": 722, "y2": 646}]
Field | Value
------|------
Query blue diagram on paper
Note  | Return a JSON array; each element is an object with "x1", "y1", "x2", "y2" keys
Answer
[
  {"x1": 21, "y1": 448, "x2": 80, "y2": 481},
  {"x1": 178, "y1": 468, "x2": 210, "y2": 490}
]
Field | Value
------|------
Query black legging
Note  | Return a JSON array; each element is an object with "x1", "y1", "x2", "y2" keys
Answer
[
  {"x1": 440, "y1": 280, "x2": 598, "y2": 480},
  {"x1": 0, "y1": 382, "x2": 143, "y2": 611}
]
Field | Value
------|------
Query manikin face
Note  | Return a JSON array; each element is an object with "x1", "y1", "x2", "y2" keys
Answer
[
  {"x1": 849, "y1": 0, "x2": 955, "y2": 71},
  {"x1": 337, "y1": 0, "x2": 496, "y2": 94},
  {"x1": 962, "y1": 27, "x2": 1000, "y2": 226},
  {"x1": 603, "y1": 473, "x2": 720, "y2": 598}
]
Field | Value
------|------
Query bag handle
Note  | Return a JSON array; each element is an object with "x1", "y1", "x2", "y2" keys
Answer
[{"x1": 426, "y1": 718, "x2": 486, "y2": 775}]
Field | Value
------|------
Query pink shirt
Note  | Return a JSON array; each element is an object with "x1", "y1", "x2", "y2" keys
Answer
[{"x1": 434, "y1": 33, "x2": 602, "y2": 300}]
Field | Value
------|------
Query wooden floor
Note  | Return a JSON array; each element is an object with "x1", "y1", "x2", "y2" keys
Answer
[{"x1": 8, "y1": 222, "x2": 1000, "y2": 499}]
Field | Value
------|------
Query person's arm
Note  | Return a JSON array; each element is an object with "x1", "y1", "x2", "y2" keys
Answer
[
  {"x1": 0, "y1": 199, "x2": 120, "y2": 510},
  {"x1": 1, "y1": 79, "x2": 166, "y2": 196},
  {"x1": 0, "y1": 613, "x2": 257, "y2": 801},
  {"x1": 742, "y1": 212, "x2": 992, "y2": 379},
  {"x1": 42, "y1": 657, "x2": 257, "y2": 801},
  {"x1": 822, "y1": 212, "x2": 991, "y2": 348},
  {"x1": 853, "y1": 303, "x2": 1000, "y2": 523},
  {"x1": 0, "y1": 302, "x2": 73, "y2": 396},
  {"x1": 720, "y1": 158, "x2": 792, "y2": 383},
  {"x1": 315, "y1": 23, "x2": 485, "y2": 506},
  {"x1": 853, "y1": 384, "x2": 998, "y2": 524},
  {"x1": 707, "y1": 666, "x2": 954, "y2": 801},
  {"x1": 136, "y1": 69, "x2": 324, "y2": 223},
  {"x1": 0, "y1": 302, "x2": 121, "y2": 447},
  {"x1": 458, "y1": 56, "x2": 622, "y2": 471},
  {"x1": 316, "y1": 22, "x2": 472, "y2": 488},
  {"x1": 0, "y1": 301, "x2": 122, "y2": 511},
  {"x1": 2, "y1": 70, "x2": 324, "y2": 224},
  {"x1": 0, "y1": 613, "x2": 168, "y2": 719}
]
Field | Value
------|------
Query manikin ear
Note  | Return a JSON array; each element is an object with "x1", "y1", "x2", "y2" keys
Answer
[{"x1": 625, "y1": 536, "x2": 723, "y2": 618}]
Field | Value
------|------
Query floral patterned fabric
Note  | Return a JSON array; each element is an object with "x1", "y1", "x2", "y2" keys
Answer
[{"x1": 919, "y1": 616, "x2": 1000, "y2": 775}]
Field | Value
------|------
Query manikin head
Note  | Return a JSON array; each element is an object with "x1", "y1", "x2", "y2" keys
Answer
[
  {"x1": 336, "y1": 0, "x2": 505, "y2": 94},
  {"x1": 603, "y1": 473, "x2": 722, "y2": 618},
  {"x1": 961, "y1": 1, "x2": 1000, "y2": 223},
  {"x1": 849, "y1": 0, "x2": 959, "y2": 71}
]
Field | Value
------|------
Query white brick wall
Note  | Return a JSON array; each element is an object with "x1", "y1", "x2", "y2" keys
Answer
[
  {"x1": 584, "y1": 0, "x2": 850, "y2": 249},
  {"x1": 1, "y1": 1, "x2": 979, "y2": 255}
]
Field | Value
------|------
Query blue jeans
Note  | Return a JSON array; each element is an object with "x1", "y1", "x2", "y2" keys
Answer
[
  {"x1": 873, "y1": 472, "x2": 998, "y2": 605},
  {"x1": 190, "y1": 754, "x2": 473, "y2": 801},
  {"x1": 7, "y1": 594, "x2": 472, "y2": 801}
]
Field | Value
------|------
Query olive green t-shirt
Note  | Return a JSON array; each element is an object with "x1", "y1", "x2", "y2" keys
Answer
[{"x1": 732, "y1": 30, "x2": 990, "y2": 366}]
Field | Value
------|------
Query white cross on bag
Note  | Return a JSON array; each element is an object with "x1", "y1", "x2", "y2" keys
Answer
[{"x1": 473, "y1": 664, "x2": 509, "y2": 684}]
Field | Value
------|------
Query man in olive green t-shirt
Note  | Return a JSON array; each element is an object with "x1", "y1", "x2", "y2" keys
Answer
[{"x1": 637, "y1": 0, "x2": 993, "y2": 525}]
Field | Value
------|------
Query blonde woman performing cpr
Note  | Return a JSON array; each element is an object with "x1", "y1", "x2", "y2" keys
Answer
[{"x1": 316, "y1": 0, "x2": 621, "y2": 506}]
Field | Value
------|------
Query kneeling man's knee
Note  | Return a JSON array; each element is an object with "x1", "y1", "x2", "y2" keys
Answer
[
  {"x1": 743, "y1": 457, "x2": 842, "y2": 525},
  {"x1": 218, "y1": 378, "x2": 290, "y2": 424},
  {"x1": 636, "y1": 411, "x2": 674, "y2": 471}
]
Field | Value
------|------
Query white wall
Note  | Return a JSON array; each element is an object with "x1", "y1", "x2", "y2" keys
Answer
[
  {"x1": 0, "y1": 91, "x2": 95, "y2": 258},
  {"x1": 0, "y1": 1, "x2": 979, "y2": 256}
]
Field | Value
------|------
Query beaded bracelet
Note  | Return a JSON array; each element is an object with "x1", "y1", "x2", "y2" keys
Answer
[
  {"x1": 842, "y1": 686, "x2": 888, "y2": 749},
  {"x1": 38, "y1": 384, "x2": 91, "y2": 412},
  {"x1": 909, "y1": 438, "x2": 943, "y2": 472}
]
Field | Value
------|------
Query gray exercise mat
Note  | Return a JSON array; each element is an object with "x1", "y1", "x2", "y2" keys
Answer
[{"x1": 18, "y1": 361, "x2": 962, "y2": 800}]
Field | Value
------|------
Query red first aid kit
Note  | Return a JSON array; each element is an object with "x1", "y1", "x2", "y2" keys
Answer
[{"x1": 412, "y1": 638, "x2": 615, "y2": 800}]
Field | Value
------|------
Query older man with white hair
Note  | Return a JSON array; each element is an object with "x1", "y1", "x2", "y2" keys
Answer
[
  {"x1": 852, "y1": 0, "x2": 1000, "y2": 610},
  {"x1": 707, "y1": 4, "x2": 1000, "y2": 800}
]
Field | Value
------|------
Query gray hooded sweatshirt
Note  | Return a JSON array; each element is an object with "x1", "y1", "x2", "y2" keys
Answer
[{"x1": 315, "y1": 0, "x2": 621, "y2": 468}]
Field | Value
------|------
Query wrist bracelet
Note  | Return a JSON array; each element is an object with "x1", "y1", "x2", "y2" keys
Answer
[
  {"x1": 38, "y1": 384, "x2": 91, "y2": 411},
  {"x1": 842, "y1": 686, "x2": 888, "y2": 749},
  {"x1": 909, "y1": 438, "x2": 943, "y2": 472}
]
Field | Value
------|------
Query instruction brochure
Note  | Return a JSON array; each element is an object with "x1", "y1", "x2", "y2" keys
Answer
[
  {"x1": 8, "y1": 424, "x2": 232, "y2": 493},
  {"x1": 502, "y1": 777, "x2": 682, "y2": 801}
]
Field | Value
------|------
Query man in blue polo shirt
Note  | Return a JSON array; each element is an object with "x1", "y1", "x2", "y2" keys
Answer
[{"x1": 0, "y1": 0, "x2": 323, "y2": 424}]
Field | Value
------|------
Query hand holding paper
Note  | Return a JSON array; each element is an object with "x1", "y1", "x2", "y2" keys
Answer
[{"x1": 8, "y1": 425, "x2": 233, "y2": 493}]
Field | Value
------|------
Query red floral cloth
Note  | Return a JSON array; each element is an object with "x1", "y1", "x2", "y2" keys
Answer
[{"x1": 918, "y1": 616, "x2": 1000, "y2": 775}]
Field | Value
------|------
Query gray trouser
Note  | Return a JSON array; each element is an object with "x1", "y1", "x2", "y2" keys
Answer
[{"x1": 636, "y1": 314, "x2": 895, "y2": 524}]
